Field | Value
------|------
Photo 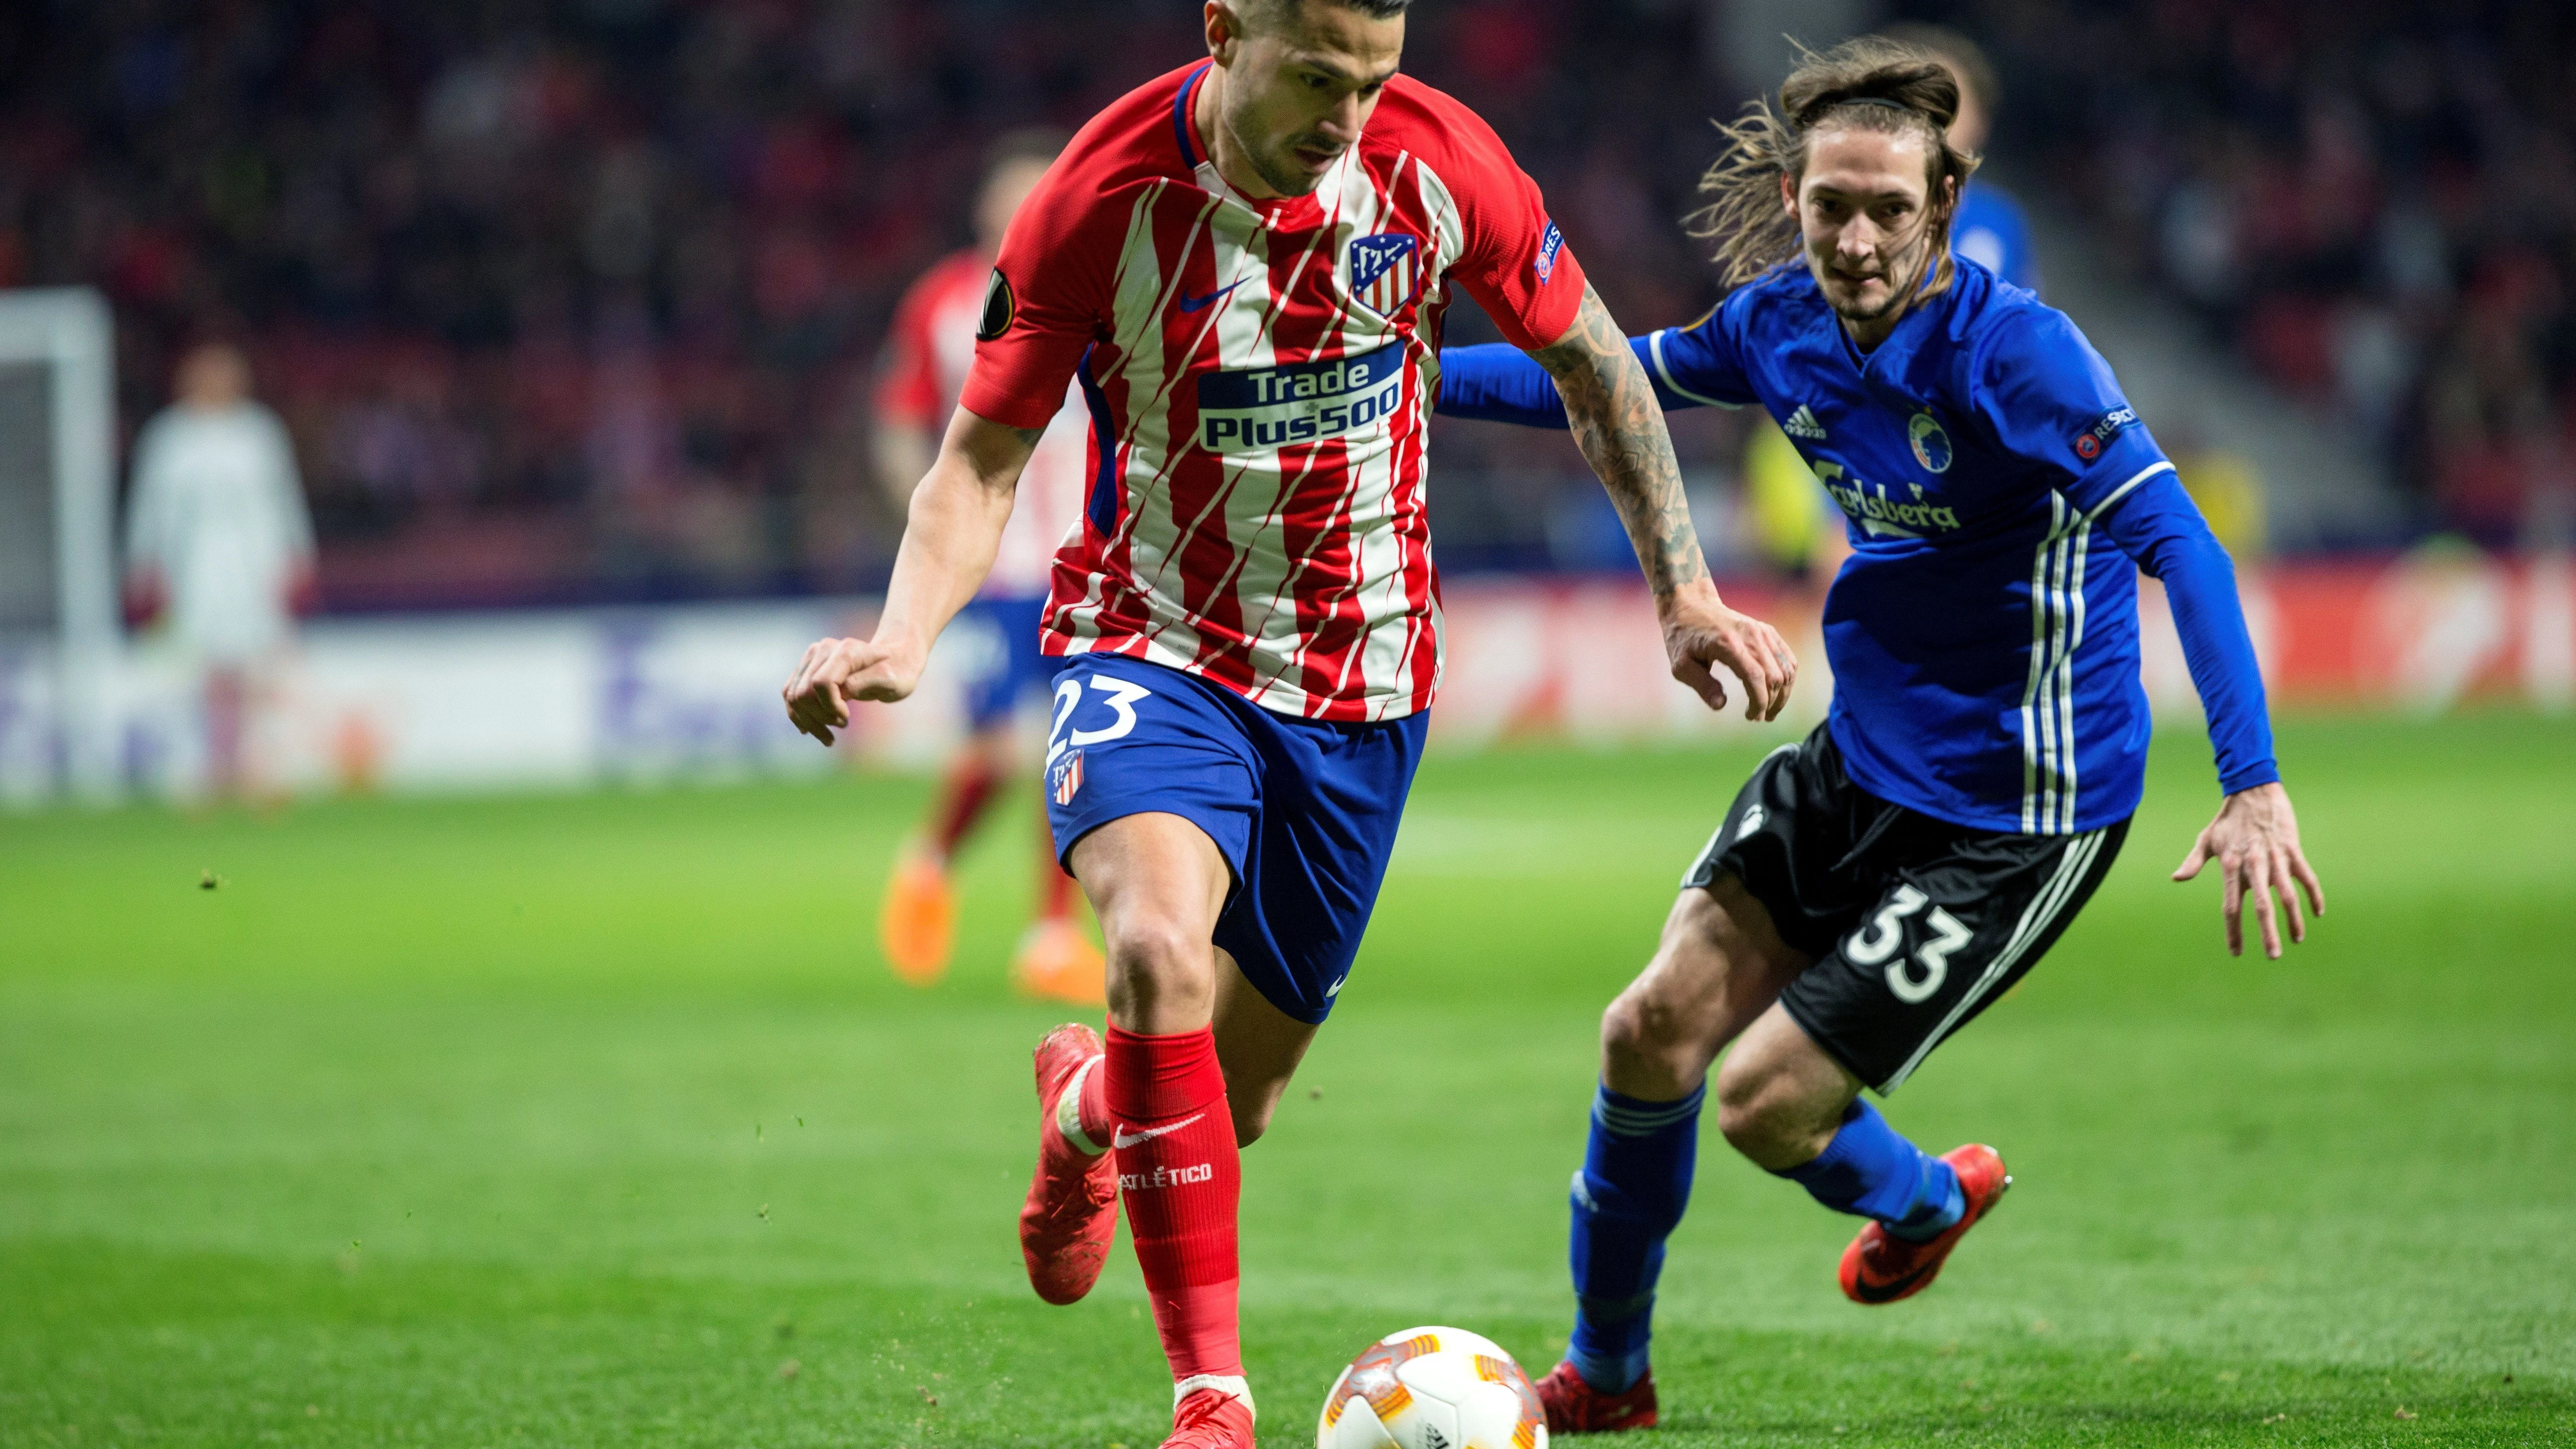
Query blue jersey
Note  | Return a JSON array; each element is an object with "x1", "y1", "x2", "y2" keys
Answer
[
  {"x1": 1951, "y1": 181, "x2": 2040, "y2": 294},
  {"x1": 1437, "y1": 257, "x2": 2277, "y2": 834}
]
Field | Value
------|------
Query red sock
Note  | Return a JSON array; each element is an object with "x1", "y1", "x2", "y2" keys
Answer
[
  {"x1": 930, "y1": 755, "x2": 1001, "y2": 858},
  {"x1": 1038, "y1": 819, "x2": 1079, "y2": 923},
  {"x1": 1105, "y1": 1025, "x2": 1243, "y2": 1389}
]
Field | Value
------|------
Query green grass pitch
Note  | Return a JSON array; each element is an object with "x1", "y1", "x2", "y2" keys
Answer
[{"x1": 3, "y1": 713, "x2": 2572, "y2": 1447}]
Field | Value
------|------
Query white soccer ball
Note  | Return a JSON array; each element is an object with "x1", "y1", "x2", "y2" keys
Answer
[{"x1": 1316, "y1": 1325, "x2": 1548, "y2": 1449}]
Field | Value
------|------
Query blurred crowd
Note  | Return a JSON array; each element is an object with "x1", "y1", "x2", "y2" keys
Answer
[
  {"x1": 1964, "y1": 0, "x2": 2576, "y2": 546},
  {"x1": 3, "y1": 0, "x2": 2567, "y2": 608}
]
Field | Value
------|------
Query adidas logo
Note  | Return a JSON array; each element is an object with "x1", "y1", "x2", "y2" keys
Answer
[{"x1": 1784, "y1": 404, "x2": 1829, "y2": 440}]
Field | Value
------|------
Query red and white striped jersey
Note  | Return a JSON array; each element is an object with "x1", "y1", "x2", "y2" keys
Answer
[
  {"x1": 962, "y1": 63, "x2": 1587, "y2": 722},
  {"x1": 876, "y1": 251, "x2": 1092, "y2": 597}
]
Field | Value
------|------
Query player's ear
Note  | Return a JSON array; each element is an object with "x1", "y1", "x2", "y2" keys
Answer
[
  {"x1": 1205, "y1": 1, "x2": 1243, "y2": 64},
  {"x1": 1779, "y1": 169, "x2": 1798, "y2": 221}
]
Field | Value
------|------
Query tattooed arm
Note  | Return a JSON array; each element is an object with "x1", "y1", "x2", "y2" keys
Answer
[
  {"x1": 1532, "y1": 283, "x2": 1797, "y2": 720},
  {"x1": 784, "y1": 407, "x2": 1042, "y2": 744}
]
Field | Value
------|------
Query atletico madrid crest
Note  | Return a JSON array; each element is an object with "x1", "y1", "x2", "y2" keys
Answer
[
  {"x1": 1348, "y1": 233, "x2": 1421, "y2": 317},
  {"x1": 1048, "y1": 750, "x2": 1084, "y2": 806}
]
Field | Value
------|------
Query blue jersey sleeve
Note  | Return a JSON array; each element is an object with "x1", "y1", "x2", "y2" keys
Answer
[
  {"x1": 2093, "y1": 472, "x2": 2279, "y2": 795},
  {"x1": 1433, "y1": 342, "x2": 1575, "y2": 428},
  {"x1": 1435, "y1": 306, "x2": 1758, "y2": 427},
  {"x1": 1975, "y1": 307, "x2": 2278, "y2": 795},
  {"x1": 1972, "y1": 308, "x2": 2168, "y2": 516}
]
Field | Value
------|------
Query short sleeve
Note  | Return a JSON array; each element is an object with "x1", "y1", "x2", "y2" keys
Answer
[
  {"x1": 961, "y1": 172, "x2": 1113, "y2": 431},
  {"x1": 1433, "y1": 109, "x2": 1588, "y2": 353},
  {"x1": 1973, "y1": 307, "x2": 2168, "y2": 516},
  {"x1": 873, "y1": 268, "x2": 947, "y2": 430}
]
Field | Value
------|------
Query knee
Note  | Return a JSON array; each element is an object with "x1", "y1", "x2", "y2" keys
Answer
[
  {"x1": 1099, "y1": 912, "x2": 1212, "y2": 1021},
  {"x1": 1599, "y1": 990, "x2": 1697, "y2": 1095}
]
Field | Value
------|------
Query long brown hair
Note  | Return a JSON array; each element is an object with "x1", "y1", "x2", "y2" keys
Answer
[{"x1": 1686, "y1": 36, "x2": 1982, "y2": 294}]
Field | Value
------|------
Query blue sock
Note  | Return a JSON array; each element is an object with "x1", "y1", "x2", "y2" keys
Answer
[
  {"x1": 1771, "y1": 1098, "x2": 1963, "y2": 1240},
  {"x1": 1566, "y1": 1082, "x2": 1702, "y2": 1394}
]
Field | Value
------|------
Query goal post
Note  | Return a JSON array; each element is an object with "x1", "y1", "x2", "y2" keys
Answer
[{"x1": 0, "y1": 288, "x2": 120, "y2": 804}]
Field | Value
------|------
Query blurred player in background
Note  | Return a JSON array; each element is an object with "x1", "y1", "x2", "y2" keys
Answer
[
  {"x1": 873, "y1": 129, "x2": 1106, "y2": 1007},
  {"x1": 124, "y1": 342, "x2": 317, "y2": 804},
  {"x1": 1885, "y1": 22, "x2": 2038, "y2": 294},
  {"x1": 1439, "y1": 37, "x2": 2323, "y2": 1433},
  {"x1": 785, "y1": 2, "x2": 1794, "y2": 1442}
]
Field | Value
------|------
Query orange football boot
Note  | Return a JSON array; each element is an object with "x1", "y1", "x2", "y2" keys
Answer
[
  {"x1": 878, "y1": 847, "x2": 955, "y2": 986},
  {"x1": 1162, "y1": 1386, "x2": 1255, "y2": 1449},
  {"x1": 1018, "y1": 1024, "x2": 1118, "y2": 1305},
  {"x1": 1011, "y1": 919, "x2": 1107, "y2": 1006},
  {"x1": 1535, "y1": 1361, "x2": 1658, "y2": 1434},
  {"x1": 1839, "y1": 1143, "x2": 2011, "y2": 1304}
]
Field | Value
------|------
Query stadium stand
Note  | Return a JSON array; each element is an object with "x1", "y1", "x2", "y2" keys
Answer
[
  {"x1": 1, "y1": 1, "x2": 2561, "y2": 607},
  {"x1": 1957, "y1": 0, "x2": 2576, "y2": 548}
]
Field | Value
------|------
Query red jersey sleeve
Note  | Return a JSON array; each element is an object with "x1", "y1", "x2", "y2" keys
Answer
[
  {"x1": 1417, "y1": 87, "x2": 1588, "y2": 352},
  {"x1": 960, "y1": 164, "x2": 1113, "y2": 431},
  {"x1": 873, "y1": 263, "x2": 948, "y2": 430}
]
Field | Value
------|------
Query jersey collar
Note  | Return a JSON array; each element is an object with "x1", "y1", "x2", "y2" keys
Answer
[{"x1": 1172, "y1": 63, "x2": 1213, "y2": 170}]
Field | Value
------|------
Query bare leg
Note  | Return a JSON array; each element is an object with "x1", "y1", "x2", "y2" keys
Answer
[
  {"x1": 1071, "y1": 812, "x2": 1230, "y2": 1032},
  {"x1": 1209, "y1": 953, "x2": 1318, "y2": 1147},
  {"x1": 1599, "y1": 873, "x2": 1812, "y2": 1101},
  {"x1": 204, "y1": 666, "x2": 246, "y2": 804},
  {"x1": 1714, "y1": 1004, "x2": 1862, "y2": 1170}
]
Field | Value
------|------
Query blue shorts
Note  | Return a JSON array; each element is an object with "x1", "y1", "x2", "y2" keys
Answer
[
  {"x1": 1041, "y1": 654, "x2": 1429, "y2": 1025},
  {"x1": 955, "y1": 593, "x2": 1067, "y2": 731}
]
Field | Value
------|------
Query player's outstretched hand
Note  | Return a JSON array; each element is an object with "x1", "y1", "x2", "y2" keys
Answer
[
  {"x1": 782, "y1": 635, "x2": 921, "y2": 746},
  {"x1": 2172, "y1": 782, "x2": 2326, "y2": 960},
  {"x1": 1660, "y1": 579, "x2": 1797, "y2": 722}
]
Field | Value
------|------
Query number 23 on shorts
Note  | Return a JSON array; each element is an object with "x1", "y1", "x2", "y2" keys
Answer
[{"x1": 1046, "y1": 675, "x2": 1154, "y2": 767}]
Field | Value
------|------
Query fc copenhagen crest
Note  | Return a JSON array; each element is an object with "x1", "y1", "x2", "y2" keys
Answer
[
  {"x1": 1908, "y1": 411, "x2": 1953, "y2": 473},
  {"x1": 1348, "y1": 233, "x2": 1421, "y2": 317}
]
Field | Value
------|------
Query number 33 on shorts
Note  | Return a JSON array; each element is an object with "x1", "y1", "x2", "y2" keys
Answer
[{"x1": 1845, "y1": 885, "x2": 1975, "y2": 1004}]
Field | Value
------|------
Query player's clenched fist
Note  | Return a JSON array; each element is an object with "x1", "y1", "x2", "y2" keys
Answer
[
  {"x1": 782, "y1": 635, "x2": 921, "y2": 746},
  {"x1": 1661, "y1": 583, "x2": 1798, "y2": 722}
]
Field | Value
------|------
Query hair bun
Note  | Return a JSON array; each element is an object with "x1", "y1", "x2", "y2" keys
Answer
[{"x1": 1782, "y1": 50, "x2": 1960, "y2": 132}]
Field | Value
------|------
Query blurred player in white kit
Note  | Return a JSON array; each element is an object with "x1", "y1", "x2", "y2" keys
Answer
[
  {"x1": 871, "y1": 129, "x2": 1105, "y2": 1004},
  {"x1": 124, "y1": 342, "x2": 317, "y2": 803}
]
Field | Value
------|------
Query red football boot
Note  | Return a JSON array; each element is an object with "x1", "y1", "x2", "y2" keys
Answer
[
  {"x1": 1535, "y1": 1361, "x2": 1659, "y2": 1434},
  {"x1": 1162, "y1": 1385, "x2": 1255, "y2": 1448},
  {"x1": 1017, "y1": 1023, "x2": 1117, "y2": 1305},
  {"x1": 1839, "y1": 1143, "x2": 2011, "y2": 1305}
]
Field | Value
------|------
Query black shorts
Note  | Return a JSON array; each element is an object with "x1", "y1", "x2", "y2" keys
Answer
[{"x1": 1686, "y1": 725, "x2": 2129, "y2": 1094}]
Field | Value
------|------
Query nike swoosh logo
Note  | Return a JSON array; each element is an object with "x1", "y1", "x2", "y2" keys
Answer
[
  {"x1": 1179, "y1": 280, "x2": 1246, "y2": 314},
  {"x1": 1111, "y1": 1113, "x2": 1204, "y2": 1149}
]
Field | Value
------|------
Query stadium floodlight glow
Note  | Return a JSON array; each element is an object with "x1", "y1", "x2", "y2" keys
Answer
[{"x1": 0, "y1": 288, "x2": 120, "y2": 804}]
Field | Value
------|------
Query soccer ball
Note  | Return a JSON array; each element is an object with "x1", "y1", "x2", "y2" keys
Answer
[{"x1": 1316, "y1": 1325, "x2": 1547, "y2": 1449}]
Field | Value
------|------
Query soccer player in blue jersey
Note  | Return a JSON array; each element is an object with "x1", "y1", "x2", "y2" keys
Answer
[{"x1": 1434, "y1": 37, "x2": 2327, "y2": 1434}]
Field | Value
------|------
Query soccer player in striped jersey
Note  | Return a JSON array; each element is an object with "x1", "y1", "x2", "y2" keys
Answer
[
  {"x1": 1434, "y1": 38, "x2": 2326, "y2": 1434},
  {"x1": 782, "y1": 3, "x2": 1796, "y2": 1444},
  {"x1": 871, "y1": 129, "x2": 1105, "y2": 1005}
]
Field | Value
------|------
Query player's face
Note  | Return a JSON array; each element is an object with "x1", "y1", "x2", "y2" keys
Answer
[
  {"x1": 1787, "y1": 127, "x2": 1951, "y2": 334},
  {"x1": 1208, "y1": 0, "x2": 1404, "y2": 197}
]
